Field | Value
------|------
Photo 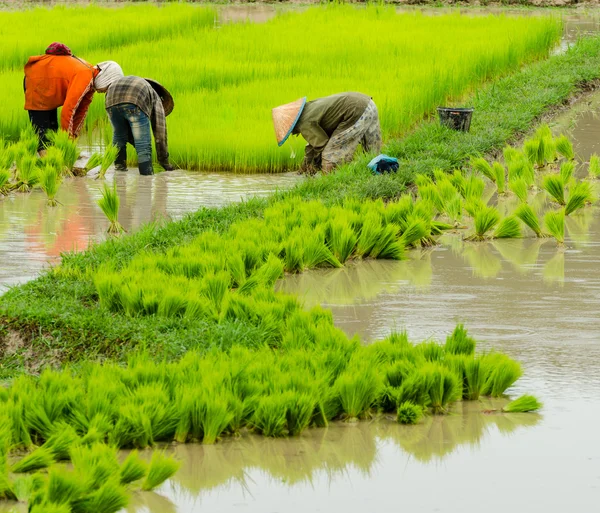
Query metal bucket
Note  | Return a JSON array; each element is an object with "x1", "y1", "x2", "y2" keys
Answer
[{"x1": 437, "y1": 107, "x2": 474, "y2": 132}]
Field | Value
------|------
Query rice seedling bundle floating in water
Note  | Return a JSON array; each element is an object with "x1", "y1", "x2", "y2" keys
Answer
[
  {"x1": 97, "y1": 183, "x2": 124, "y2": 234},
  {"x1": 494, "y1": 216, "x2": 521, "y2": 239},
  {"x1": 542, "y1": 174, "x2": 566, "y2": 205},
  {"x1": 467, "y1": 205, "x2": 500, "y2": 241},
  {"x1": 99, "y1": 144, "x2": 119, "y2": 179},
  {"x1": 515, "y1": 203, "x2": 545, "y2": 237},
  {"x1": 554, "y1": 134, "x2": 574, "y2": 161},
  {"x1": 503, "y1": 394, "x2": 543, "y2": 413},
  {"x1": 565, "y1": 181, "x2": 594, "y2": 216},
  {"x1": 544, "y1": 208, "x2": 565, "y2": 244},
  {"x1": 509, "y1": 178, "x2": 528, "y2": 203},
  {"x1": 14, "y1": 155, "x2": 39, "y2": 193},
  {"x1": 0, "y1": 6, "x2": 562, "y2": 171},
  {"x1": 589, "y1": 154, "x2": 600, "y2": 179},
  {"x1": 559, "y1": 161, "x2": 575, "y2": 183},
  {"x1": 39, "y1": 166, "x2": 60, "y2": 206},
  {"x1": 47, "y1": 131, "x2": 78, "y2": 174}
]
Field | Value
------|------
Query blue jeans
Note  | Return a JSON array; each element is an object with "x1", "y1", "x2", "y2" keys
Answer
[{"x1": 107, "y1": 103, "x2": 153, "y2": 175}]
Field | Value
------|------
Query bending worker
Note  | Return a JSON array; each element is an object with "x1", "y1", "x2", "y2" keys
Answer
[
  {"x1": 93, "y1": 61, "x2": 174, "y2": 175},
  {"x1": 24, "y1": 42, "x2": 98, "y2": 151},
  {"x1": 272, "y1": 92, "x2": 382, "y2": 174}
]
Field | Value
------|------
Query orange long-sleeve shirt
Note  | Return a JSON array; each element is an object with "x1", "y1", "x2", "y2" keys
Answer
[{"x1": 24, "y1": 54, "x2": 98, "y2": 137}]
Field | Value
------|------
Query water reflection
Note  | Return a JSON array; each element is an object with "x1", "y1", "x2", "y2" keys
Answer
[{"x1": 0, "y1": 171, "x2": 300, "y2": 292}]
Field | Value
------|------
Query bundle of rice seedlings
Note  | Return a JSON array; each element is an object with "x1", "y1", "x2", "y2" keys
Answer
[
  {"x1": 85, "y1": 152, "x2": 103, "y2": 171},
  {"x1": 424, "y1": 363, "x2": 460, "y2": 414},
  {"x1": 509, "y1": 177, "x2": 528, "y2": 203},
  {"x1": 565, "y1": 181, "x2": 594, "y2": 216},
  {"x1": 30, "y1": 504, "x2": 71, "y2": 513},
  {"x1": 119, "y1": 451, "x2": 148, "y2": 485},
  {"x1": 15, "y1": 155, "x2": 39, "y2": 192},
  {"x1": 515, "y1": 204, "x2": 545, "y2": 237},
  {"x1": 502, "y1": 394, "x2": 542, "y2": 412},
  {"x1": 141, "y1": 452, "x2": 180, "y2": 491},
  {"x1": 284, "y1": 392, "x2": 316, "y2": 436},
  {"x1": 12, "y1": 474, "x2": 45, "y2": 503},
  {"x1": 98, "y1": 144, "x2": 119, "y2": 179},
  {"x1": 588, "y1": 154, "x2": 600, "y2": 179},
  {"x1": 554, "y1": 134, "x2": 574, "y2": 160},
  {"x1": 470, "y1": 157, "x2": 495, "y2": 182},
  {"x1": 20, "y1": 127, "x2": 39, "y2": 156},
  {"x1": 42, "y1": 146, "x2": 65, "y2": 173},
  {"x1": 542, "y1": 174, "x2": 565, "y2": 205},
  {"x1": 251, "y1": 395, "x2": 288, "y2": 437},
  {"x1": 559, "y1": 161, "x2": 575, "y2": 183},
  {"x1": 449, "y1": 169, "x2": 466, "y2": 195},
  {"x1": 444, "y1": 324, "x2": 476, "y2": 355},
  {"x1": 42, "y1": 425, "x2": 80, "y2": 461},
  {"x1": 446, "y1": 195, "x2": 462, "y2": 222},
  {"x1": 47, "y1": 130, "x2": 79, "y2": 173},
  {"x1": 335, "y1": 369, "x2": 381, "y2": 419},
  {"x1": 493, "y1": 162, "x2": 506, "y2": 194},
  {"x1": 98, "y1": 183, "x2": 124, "y2": 234},
  {"x1": 396, "y1": 401, "x2": 422, "y2": 425},
  {"x1": 398, "y1": 218, "x2": 428, "y2": 248},
  {"x1": 467, "y1": 205, "x2": 500, "y2": 241},
  {"x1": 0, "y1": 437, "x2": 16, "y2": 500},
  {"x1": 493, "y1": 216, "x2": 521, "y2": 239},
  {"x1": 464, "y1": 198, "x2": 486, "y2": 218},
  {"x1": 462, "y1": 175, "x2": 485, "y2": 200},
  {"x1": 303, "y1": 237, "x2": 341, "y2": 269},
  {"x1": 463, "y1": 358, "x2": 487, "y2": 400},
  {"x1": 45, "y1": 467, "x2": 83, "y2": 505},
  {"x1": 418, "y1": 184, "x2": 445, "y2": 213},
  {"x1": 356, "y1": 213, "x2": 383, "y2": 257},
  {"x1": 544, "y1": 209, "x2": 565, "y2": 244},
  {"x1": 481, "y1": 354, "x2": 522, "y2": 397},
  {"x1": 0, "y1": 168, "x2": 11, "y2": 195},
  {"x1": 329, "y1": 220, "x2": 358, "y2": 264},
  {"x1": 72, "y1": 479, "x2": 128, "y2": 513},
  {"x1": 283, "y1": 237, "x2": 304, "y2": 272},
  {"x1": 40, "y1": 165, "x2": 61, "y2": 206},
  {"x1": 11, "y1": 447, "x2": 54, "y2": 473},
  {"x1": 503, "y1": 144, "x2": 520, "y2": 165}
]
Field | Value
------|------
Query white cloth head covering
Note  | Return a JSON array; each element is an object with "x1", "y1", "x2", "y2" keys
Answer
[{"x1": 94, "y1": 61, "x2": 124, "y2": 90}]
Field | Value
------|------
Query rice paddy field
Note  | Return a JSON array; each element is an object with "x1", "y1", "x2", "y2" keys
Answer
[
  {"x1": 0, "y1": 3, "x2": 562, "y2": 171},
  {"x1": 2, "y1": 2, "x2": 600, "y2": 513}
]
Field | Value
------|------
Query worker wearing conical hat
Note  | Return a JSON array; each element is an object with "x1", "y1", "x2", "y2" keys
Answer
[
  {"x1": 272, "y1": 92, "x2": 382, "y2": 174},
  {"x1": 94, "y1": 61, "x2": 175, "y2": 176}
]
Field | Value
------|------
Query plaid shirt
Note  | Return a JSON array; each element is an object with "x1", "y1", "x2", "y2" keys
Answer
[{"x1": 105, "y1": 76, "x2": 169, "y2": 164}]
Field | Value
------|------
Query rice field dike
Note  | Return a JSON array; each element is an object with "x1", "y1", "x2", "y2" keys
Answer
[
  {"x1": 2, "y1": 5, "x2": 600, "y2": 512},
  {"x1": 0, "y1": 4, "x2": 562, "y2": 171}
]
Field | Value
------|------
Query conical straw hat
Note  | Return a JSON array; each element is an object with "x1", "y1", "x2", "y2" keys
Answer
[
  {"x1": 144, "y1": 79, "x2": 175, "y2": 116},
  {"x1": 272, "y1": 97, "x2": 307, "y2": 147}
]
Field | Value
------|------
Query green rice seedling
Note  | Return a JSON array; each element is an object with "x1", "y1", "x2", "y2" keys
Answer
[
  {"x1": 398, "y1": 218, "x2": 428, "y2": 248},
  {"x1": 251, "y1": 395, "x2": 288, "y2": 437},
  {"x1": 370, "y1": 224, "x2": 404, "y2": 260},
  {"x1": 424, "y1": 363, "x2": 461, "y2": 414},
  {"x1": 565, "y1": 181, "x2": 594, "y2": 216},
  {"x1": 85, "y1": 152, "x2": 103, "y2": 171},
  {"x1": 30, "y1": 504, "x2": 71, "y2": 513},
  {"x1": 481, "y1": 353, "x2": 522, "y2": 397},
  {"x1": 446, "y1": 195, "x2": 463, "y2": 222},
  {"x1": 11, "y1": 447, "x2": 54, "y2": 473},
  {"x1": 42, "y1": 146, "x2": 65, "y2": 174},
  {"x1": 98, "y1": 182, "x2": 124, "y2": 234},
  {"x1": 444, "y1": 324, "x2": 476, "y2": 355},
  {"x1": 20, "y1": 126, "x2": 39, "y2": 155},
  {"x1": 119, "y1": 450, "x2": 148, "y2": 485},
  {"x1": 554, "y1": 134, "x2": 574, "y2": 160},
  {"x1": 15, "y1": 155, "x2": 39, "y2": 192},
  {"x1": 329, "y1": 220, "x2": 358, "y2": 264},
  {"x1": 503, "y1": 144, "x2": 520, "y2": 164},
  {"x1": 470, "y1": 157, "x2": 495, "y2": 183},
  {"x1": 141, "y1": 452, "x2": 180, "y2": 491},
  {"x1": 303, "y1": 236, "x2": 341, "y2": 269},
  {"x1": 559, "y1": 161, "x2": 575, "y2": 183},
  {"x1": 397, "y1": 402, "x2": 423, "y2": 425},
  {"x1": 285, "y1": 392, "x2": 316, "y2": 436},
  {"x1": 70, "y1": 443, "x2": 120, "y2": 491},
  {"x1": 40, "y1": 165, "x2": 61, "y2": 206},
  {"x1": 515, "y1": 203, "x2": 545, "y2": 237},
  {"x1": 418, "y1": 184, "x2": 444, "y2": 213},
  {"x1": 502, "y1": 394, "x2": 543, "y2": 412},
  {"x1": 462, "y1": 175, "x2": 485, "y2": 201},
  {"x1": 509, "y1": 177, "x2": 528, "y2": 203},
  {"x1": 588, "y1": 154, "x2": 600, "y2": 178},
  {"x1": 450, "y1": 170, "x2": 466, "y2": 195},
  {"x1": 71, "y1": 479, "x2": 128, "y2": 513},
  {"x1": 493, "y1": 216, "x2": 521, "y2": 239},
  {"x1": 0, "y1": 434, "x2": 16, "y2": 500},
  {"x1": 463, "y1": 357, "x2": 487, "y2": 400},
  {"x1": 0, "y1": 168, "x2": 11, "y2": 195},
  {"x1": 544, "y1": 209, "x2": 565, "y2": 244},
  {"x1": 464, "y1": 198, "x2": 486, "y2": 218},
  {"x1": 493, "y1": 162, "x2": 506, "y2": 194},
  {"x1": 45, "y1": 467, "x2": 84, "y2": 505},
  {"x1": 99, "y1": 144, "x2": 119, "y2": 179},
  {"x1": 47, "y1": 130, "x2": 79, "y2": 174},
  {"x1": 12, "y1": 474, "x2": 45, "y2": 503},
  {"x1": 42, "y1": 424, "x2": 80, "y2": 461},
  {"x1": 282, "y1": 237, "x2": 304, "y2": 272},
  {"x1": 356, "y1": 212, "x2": 383, "y2": 257},
  {"x1": 467, "y1": 205, "x2": 500, "y2": 241},
  {"x1": 335, "y1": 368, "x2": 381, "y2": 419},
  {"x1": 542, "y1": 174, "x2": 565, "y2": 205}
]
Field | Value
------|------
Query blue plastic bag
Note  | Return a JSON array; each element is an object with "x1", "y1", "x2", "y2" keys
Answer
[{"x1": 367, "y1": 154, "x2": 399, "y2": 174}]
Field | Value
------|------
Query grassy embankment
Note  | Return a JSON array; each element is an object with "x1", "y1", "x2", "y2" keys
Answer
[
  {"x1": 0, "y1": 5, "x2": 561, "y2": 170},
  {"x1": 2, "y1": 34, "x2": 600, "y2": 375}
]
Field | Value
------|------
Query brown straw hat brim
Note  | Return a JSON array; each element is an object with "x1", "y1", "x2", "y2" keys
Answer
[
  {"x1": 272, "y1": 97, "x2": 307, "y2": 146},
  {"x1": 145, "y1": 78, "x2": 175, "y2": 116}
]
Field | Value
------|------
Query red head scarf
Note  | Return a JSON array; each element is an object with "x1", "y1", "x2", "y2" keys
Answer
[{"x1": 45, "y1": 43, "x2": 72, "y2": 56}]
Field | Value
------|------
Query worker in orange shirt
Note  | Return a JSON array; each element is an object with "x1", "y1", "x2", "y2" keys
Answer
[{"x1": 24, "y1": 42, "x2": 98, "y2": 152}]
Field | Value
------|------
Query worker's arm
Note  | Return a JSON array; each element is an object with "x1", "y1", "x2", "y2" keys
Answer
[
  {"x1": 149, "y1": 92, "x2": 171, "y2": 169},
  {"x1": 61, "y1": 68, "x2": 95, "y2": 137},
  {"x1": 302, "y1": 144, "x2": 322, "y2": 172},
  {"x1": 300, "y1": 122, "x2": 329, "y2": 164}
]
